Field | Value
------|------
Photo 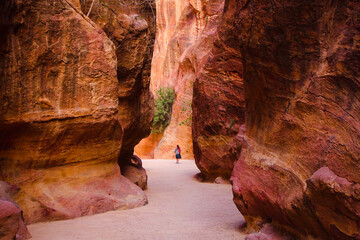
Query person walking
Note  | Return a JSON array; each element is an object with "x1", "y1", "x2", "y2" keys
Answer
[{"x1": 174, "y1": 145, "x2": 182, "y2": 164}]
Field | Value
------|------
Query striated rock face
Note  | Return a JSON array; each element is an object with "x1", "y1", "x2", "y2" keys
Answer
[
  {"x1": 228, "y1": 0, "x2": 360, "y2": 239},
  {"x1": 150, "y1": 0, "x2": 196, "y2": 91},
  {"x1": 80, "y1": 0, "x2": 155, "y2": 166},
  {"x1": 0, "y1": 0, "x2": 149, "y2": 224},
  {"x1": 191, "y1": 0, "x2": 245, "y2": 180}
]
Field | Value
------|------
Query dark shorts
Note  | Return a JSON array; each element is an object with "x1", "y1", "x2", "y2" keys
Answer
[{"x1": 176, "y1": 153, "x2": 182, "y2": 159}]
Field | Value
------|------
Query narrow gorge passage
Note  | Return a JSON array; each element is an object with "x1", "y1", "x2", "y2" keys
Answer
[{"x1": 28, "y1": 160, "x2": 246, "y2": 240}]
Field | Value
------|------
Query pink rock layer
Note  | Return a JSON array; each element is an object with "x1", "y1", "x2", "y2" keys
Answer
[
  {"x1": 226, "y1": 0, "x2": 360, "y2": 239},
  {"x1": 0, "y1": 199, "x2": 31, "y2": 240},
  {"x1": 0, "y1": 182, "x2": 31, "y2": 240},
  {"x1": 191, "y1": 0, "x2": 246, "y2": 180}
]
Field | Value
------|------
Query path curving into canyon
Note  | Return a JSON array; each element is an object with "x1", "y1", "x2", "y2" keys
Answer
[{"x1": 28, "y1": 160, "x2": 246, "y2": 240}]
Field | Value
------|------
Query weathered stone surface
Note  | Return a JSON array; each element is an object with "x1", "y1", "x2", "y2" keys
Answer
[
  {"x1": 0, "y1": 199, "x2": 31, "y2": 240},
  {"x1": 0, "y1": 0, "x2": 147, "y2": 224},
  {"x1": 122, "y1": 166, "x2": 148, "y2": 190},
  {"x1": 306, "y1": 167, "x2": 360, "y2": 239},
  {"x1": 0, "y1": 181, "x2": 31, "y2": 240},
  {"x1": 121, "y1": 155, "x2": 148, "y2": 190},
  {"x1": 229, "y1": 0, "x2": 360, "y2": 239},
  {"x1": 191, "y1": 0, "x2": 245, "y2": 179},
  {"x1": 80, "y1": 0, "x2": 155, "y2": 166},
  {"x1": 136, "y1": 0, "x2": 245, "y2": 178}
]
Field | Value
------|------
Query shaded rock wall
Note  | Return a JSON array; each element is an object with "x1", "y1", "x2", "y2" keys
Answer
[
  {"x1": 226, "y1": 0, "x2": 360, "y2": 239},
  {"x1": 0, "y1": 0, "x2": 152, "y2": 224},
  {"x1": 191, "y1": 0, "x2": 245, "y2": 180},
  {"x1": 80, "y1": 0, "x2": 156, "y2": 166}
]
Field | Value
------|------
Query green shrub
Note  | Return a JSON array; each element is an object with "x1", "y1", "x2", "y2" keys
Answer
[{"x1": 152, "y1": 87, "x2": 175, "y2": 133}]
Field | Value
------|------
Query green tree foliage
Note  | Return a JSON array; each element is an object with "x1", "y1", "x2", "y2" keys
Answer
[{"x1": 152, "y1": 87, "x2": 175, "y2": 133}]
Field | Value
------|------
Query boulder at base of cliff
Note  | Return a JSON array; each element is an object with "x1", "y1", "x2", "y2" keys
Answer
[
  {"x1": 121, "y1": 156, "x2": 148, "y2": 190},
  {"x1": 122, "y1": 166, "x2": 148, "y2": 190},
  {"x1": 0, "y1": 200, "x2": 31, "y2": 240}
]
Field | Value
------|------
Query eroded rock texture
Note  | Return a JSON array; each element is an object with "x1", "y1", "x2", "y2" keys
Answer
[
  {"x1": 228, "y1": 0, "x2": 360, "y2": 239},
  {"x1": 121, "y1": 155, "x2": 148, "y2": 190},
  {"x1": 191, "y1": 0, "x2": 245, "y2": 181},
  {"x1": 0, "y1": 0, "x2": 150, "y2": 224},
  {"x1": 80, "y1": 0, "x2": 155, "y2": 167},
  {"x1": 0, "y1": 182, "x2": 31, "y2": 240},
  {"x1": 0, "y1": 200, "x2": 31, "y2": 240}
]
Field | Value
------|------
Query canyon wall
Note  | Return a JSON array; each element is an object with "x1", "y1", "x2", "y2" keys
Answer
[
  {"x1": 191, "y1": 1, "x2": 245, "y2": 181},
  {"x1": 135, "y1": 0, "x2": 245, "y2": 180},
  {"x1": 80, "y1": 0, "x2": 155, "y2": 179},
  {"x1": 135, "y1": 0, "x2": 205, "y2": 160},
  {"x1": 224, "y1": 0, "x2": 360, "y2": 239},
  {"x1": 0, "y1": 0, "x2": 154, "y2": 224}
]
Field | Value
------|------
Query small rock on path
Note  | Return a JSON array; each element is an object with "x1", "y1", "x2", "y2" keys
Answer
[{"x1": 28, "y1": 160, "x2": 246, "y2": 240}]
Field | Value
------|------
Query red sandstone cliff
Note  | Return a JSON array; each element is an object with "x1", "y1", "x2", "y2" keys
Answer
[
  {"x1": 0, "y1": 0, "x2": 154, "y2": 224},
  {"x1": 224, "y1": 0, "x2": 360, "y2": 239},
  {"x1": 136, "y1": 0, "x2": 245, "y2": 180},
  {"x1": 80, "y1": 0, "x2": 155, "y2": 182},
  {"x1": 190, "y1": 0, "x2": 246, "y2": 181},
  {"x1": 135, "y1": 0, "x2": 206, "y2": 160}
]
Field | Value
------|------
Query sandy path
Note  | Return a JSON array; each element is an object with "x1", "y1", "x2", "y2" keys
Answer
[{"x1": 28, "y1": 160, "x2": 246, "y2": 240}]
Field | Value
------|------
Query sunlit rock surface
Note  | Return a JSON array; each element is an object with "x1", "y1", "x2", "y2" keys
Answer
[
  {"x1": 0, "y1": 0, "x2": 151, "y2": 224},
  {"x1": 135, "y1": 132, "x2": 164, "y2": 159},
  {"x1": 228, "y1": 0, "x2": 360, "y2": 239},
  {"x1": 136, "y1": 0, "x2": 205, "y2": 160}
]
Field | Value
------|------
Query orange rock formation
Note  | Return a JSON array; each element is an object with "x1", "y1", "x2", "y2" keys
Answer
[
  {"x1": 0, "y1": 0, "x2": 154, "y2": 224},
  {"x1": 136, "y1": 0, "x2": 210, "y2": 159}
]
